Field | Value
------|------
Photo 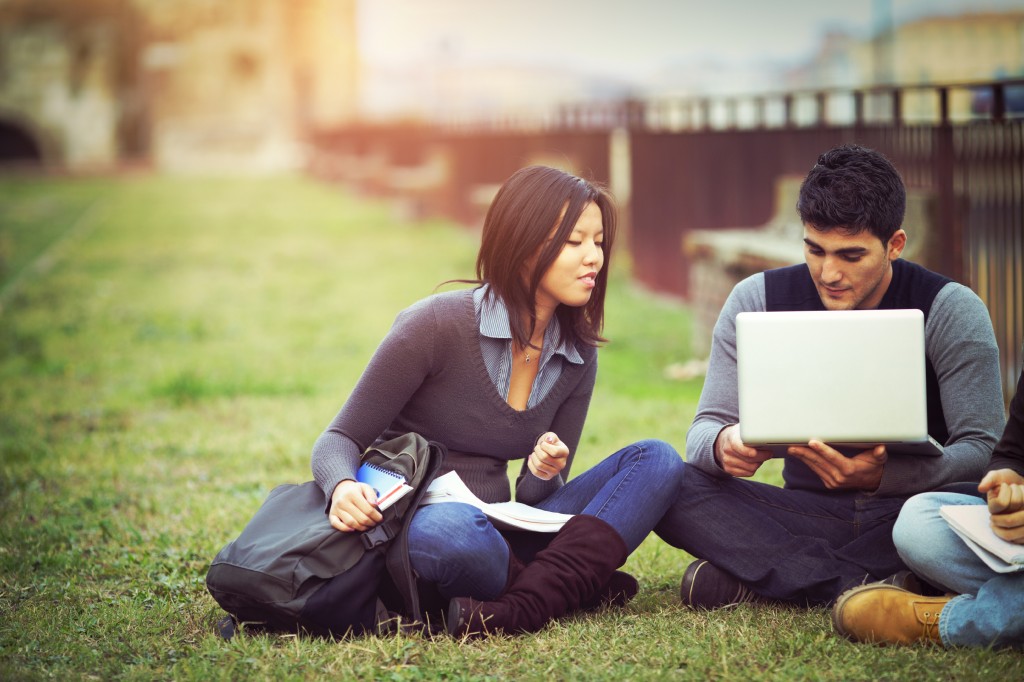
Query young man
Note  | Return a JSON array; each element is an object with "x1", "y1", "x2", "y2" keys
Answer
[
  {"x1": 832, "y1": 368, "x2": 1023, "y2": 649},
  {"x1": 655, "y1": 144, "x2": 1006, "y2": 608}
]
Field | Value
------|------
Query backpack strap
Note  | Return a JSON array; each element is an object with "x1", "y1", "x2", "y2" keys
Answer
[
  {"x1": 361, "y1": 522, "x2": 395, "y2": 550},
  {"x1": 383, "y1": 439, "x2": 447, "y2": 625}
]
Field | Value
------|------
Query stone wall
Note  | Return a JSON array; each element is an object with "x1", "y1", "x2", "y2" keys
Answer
[{"x1": 0, "y1": 0, "x2": 359, "y2": 171}]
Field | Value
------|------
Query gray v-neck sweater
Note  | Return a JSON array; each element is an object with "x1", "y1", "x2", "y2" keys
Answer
[{"x1": 312, "y1": 288, "x2": 598, "y2": 506}]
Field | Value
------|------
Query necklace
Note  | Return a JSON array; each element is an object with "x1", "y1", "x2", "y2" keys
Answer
[{"x1": 521, "y1": 343, "x2": 541, "y2": 364}]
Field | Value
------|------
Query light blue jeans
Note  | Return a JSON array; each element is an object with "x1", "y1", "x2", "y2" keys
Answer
[
  {"x1": 894, "y1": 490, "x2": 1024, "y2": 649},
  {"x1": 407, "y1": 439, "x2": 684, "y2": 600}
]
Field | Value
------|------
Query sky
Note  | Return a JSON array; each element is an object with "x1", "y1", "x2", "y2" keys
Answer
[{"x1": 359, "y1": 0, "x2": 1024, "y2": 81}]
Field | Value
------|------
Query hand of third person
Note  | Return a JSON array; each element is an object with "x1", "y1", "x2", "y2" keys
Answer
[
  {"x1": 528, "y1": 432, "x2": 569, "y2": 481},
  {"x1": 979, "y1": 469, "x2": 1024, "y2": 544}
]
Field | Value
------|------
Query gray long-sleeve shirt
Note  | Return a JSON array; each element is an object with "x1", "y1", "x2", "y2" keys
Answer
[
  {"x1": 312, "y1": 288, "x2": 597, "y2": 506},
  {"x1": 687, "y1": 270, "x2": 1005, "y2": 496}
]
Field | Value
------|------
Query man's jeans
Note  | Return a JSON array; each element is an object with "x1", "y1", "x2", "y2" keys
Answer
[
  {"x1": 895, "y1": 491, "x2": 1024, "y2": 649},
  {"x1": 654, "y1": 462, "x2": 908, "y2": 605},
  {"x1": 408, "y1": 439, "x2": 683, "y2": 600}
]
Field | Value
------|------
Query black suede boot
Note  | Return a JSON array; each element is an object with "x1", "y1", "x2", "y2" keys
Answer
[
  {"x1": 505, "y1": 536, "x2": 635, "y2": 611},
  {"x1": 446, "y1": 515, "x2": 628, "y2": 637}
]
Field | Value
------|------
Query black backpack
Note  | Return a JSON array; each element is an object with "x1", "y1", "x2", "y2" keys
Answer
[{"x1": 206, "y1": 432, "x2": 446, "y2": 638}]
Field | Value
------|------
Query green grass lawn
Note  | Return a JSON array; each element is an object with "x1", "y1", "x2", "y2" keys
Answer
[{"x1": 0, "y1": 173, "x2": 1020, "y2": 680}]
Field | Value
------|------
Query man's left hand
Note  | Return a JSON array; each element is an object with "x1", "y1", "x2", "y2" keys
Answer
[{"x1": 787, "y1": 440, "x2": 887, "y2": 491}]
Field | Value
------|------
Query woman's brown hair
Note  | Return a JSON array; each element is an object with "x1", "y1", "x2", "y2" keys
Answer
[{"x1": 474, "y1": 165, "x2": 616, "y2": 350}]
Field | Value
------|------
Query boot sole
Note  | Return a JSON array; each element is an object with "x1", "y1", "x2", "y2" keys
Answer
[{"x1": 446, "y1": 599, "x2": 469, "y2": 637}]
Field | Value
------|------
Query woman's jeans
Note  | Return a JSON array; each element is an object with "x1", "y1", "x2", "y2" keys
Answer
[
  {"x1": 407, "y1": 439, "x2": 683, "y2": 600},
  {"x1": 894, "y1": 491, "x2": 1024, "y2": 649}
]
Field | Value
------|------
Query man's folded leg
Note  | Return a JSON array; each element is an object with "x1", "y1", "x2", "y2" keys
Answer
[{"x1": 654, "y1": 463, "x2": 907, "y2": 607}]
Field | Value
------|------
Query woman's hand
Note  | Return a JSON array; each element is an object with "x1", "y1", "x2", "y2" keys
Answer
[
  {"x1": 528, "y1": 432, "x2": 569, "y2": 481},
  {"x1": 329, "y1": 479, "x2": 383, "y2": 533}
]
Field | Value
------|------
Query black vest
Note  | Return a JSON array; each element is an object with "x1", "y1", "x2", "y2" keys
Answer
[{"x1": 763, "y1": 259, "x2": 951, "y2": 491}]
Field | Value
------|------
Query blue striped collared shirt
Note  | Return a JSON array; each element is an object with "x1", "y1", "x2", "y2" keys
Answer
[{"x1": 473, "y1": 285, "x2": 583, "y2": 409}]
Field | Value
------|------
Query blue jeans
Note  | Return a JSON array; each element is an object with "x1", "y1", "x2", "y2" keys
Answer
[
  {"x1": 408, "y1": 439, "x2": 683, "y2": 600},
  {"x1": 894, "y1": 491, "x2": 1024, "y2": 649},
  {"x1": 654, "y1": 463, "x2": 908, "y2": 605}
]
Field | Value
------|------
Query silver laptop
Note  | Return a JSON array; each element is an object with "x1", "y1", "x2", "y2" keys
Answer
[{"x1": 736, "y1": 309, "x2": 943, "y2": 456}]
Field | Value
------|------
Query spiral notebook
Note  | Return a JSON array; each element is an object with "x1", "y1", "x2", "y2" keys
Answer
[{"x1": 356, "y1": 462, "x2": 413, "y2": 511}]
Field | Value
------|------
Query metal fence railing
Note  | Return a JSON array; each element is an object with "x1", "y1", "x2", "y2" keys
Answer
[{"x1": 309, "y1": 79, "x2": 1024, "y2": 401}]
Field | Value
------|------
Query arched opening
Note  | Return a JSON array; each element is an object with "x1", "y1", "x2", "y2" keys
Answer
[{"x1": 0, "y1": 119, "x2": 43, "y2": 165}]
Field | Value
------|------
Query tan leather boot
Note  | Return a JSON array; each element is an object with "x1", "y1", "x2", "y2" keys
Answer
[{"x1": 832, "y1": 583, "x2": 950, "y2": 645}]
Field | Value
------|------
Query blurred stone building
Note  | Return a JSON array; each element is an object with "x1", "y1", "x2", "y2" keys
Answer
[
  {"x1": 0, "y1": 0, "x2": 358, "y2": 171},
  {"x1": 787, "y1": 10, "x2": 1024, "y2": 121}
]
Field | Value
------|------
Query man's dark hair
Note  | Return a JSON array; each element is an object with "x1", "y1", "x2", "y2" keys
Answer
[{"x1": 797, "y1": 144, "x2": 906, "y2": 243}]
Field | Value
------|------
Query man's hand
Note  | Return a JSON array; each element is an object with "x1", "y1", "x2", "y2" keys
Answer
[
  {"x1": 528, "y1": 432, "x2": 569, "y2": 481},
  {"x1": 786, "y1": 440, "x2": 887, "y2": 491},
  {"x1": 979, "y1": 469, "x2": 1024, "y2": 544},
  {"x1": 714, "y1": 424, "x2": 773, "y2": 477},
  {"x1": 329, "y1": 479, "x2": 384, "y2": 533}
]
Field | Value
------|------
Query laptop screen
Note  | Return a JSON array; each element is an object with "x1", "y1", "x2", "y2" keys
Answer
[{"x1": 736, "y1": 309, "x2": 940, "y2": 455}]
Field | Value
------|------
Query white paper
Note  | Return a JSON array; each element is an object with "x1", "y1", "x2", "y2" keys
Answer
[
  {"x1": 940, "y1": 504, "x2": 1024, "y2": 574},
  {"x1": 421, "y1": 471, "x2": 573, "y2": 532}
]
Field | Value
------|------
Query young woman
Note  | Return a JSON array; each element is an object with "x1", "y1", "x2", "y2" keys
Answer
[{"x1": 311, "y1": 165, "x2": 683, "y2": 636}]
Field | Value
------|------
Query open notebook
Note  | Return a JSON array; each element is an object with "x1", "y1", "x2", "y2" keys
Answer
[
  {"x1": 420, "y1": 471, "x2": 573, "y2": 532},
  {"x1": 736, "y1": 309, "x2": 943, "y2": 456}
]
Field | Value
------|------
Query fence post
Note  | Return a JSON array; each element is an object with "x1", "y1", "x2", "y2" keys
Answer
[{"x1": 933, "y1": 87, "x2": 959, "y2": 282}]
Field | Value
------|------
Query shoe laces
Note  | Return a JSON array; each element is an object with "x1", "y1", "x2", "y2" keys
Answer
[{"x1": 917, "y1": 604, "x2": 941, "y2": 641}]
